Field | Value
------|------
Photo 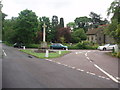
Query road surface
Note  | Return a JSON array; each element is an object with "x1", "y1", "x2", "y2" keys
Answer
[{"x1": 2, "y1": 44, "x2": 119, "y2": 88}]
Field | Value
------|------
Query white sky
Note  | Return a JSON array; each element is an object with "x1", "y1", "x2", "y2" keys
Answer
[{"x1": 2, "y1": 0, "x2": 113, "y2": 25}]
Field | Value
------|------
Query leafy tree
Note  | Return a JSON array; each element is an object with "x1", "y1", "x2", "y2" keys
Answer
[
  {"x1": 106, "y1": 0, "x2": 120, "y2": 44},
  {"x1": 74, "y1": 16, "x2": 91, "y2": 30},
  {"x1": 67, "y1": 22, "x2": 76, "y2": 29},
  {"x1": 116, "y1": 24, "x2": 120, "y2": 44},
  {"x1": 57, "y1": 27, "x2": 71, "y2": 43},
  {"x1": 2, "y1": 17, "x2": 18, "y2": 43},
  {"x1": 71, "y1": 28, "x2": 87, "y2": 43},
  {"x1": 89, "y1": 12, "x2": 108, "y2": 28},
  {"x1": 14, "y1": 9, "x2": 38, "y2": 44},
  {"x1": 107, "y1": 0, "x2": 120, "y2": 23},
  {"x1": 52, "y1": 15, "x2": 59, "y2": 27}
]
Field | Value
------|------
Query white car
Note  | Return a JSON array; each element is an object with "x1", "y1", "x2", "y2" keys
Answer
[{"x1": 98, "y1": 44, "x2": 116, "y2": 51}]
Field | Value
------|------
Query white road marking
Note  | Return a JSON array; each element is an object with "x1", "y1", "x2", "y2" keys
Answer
[
  {"x1": 116, "y1": 77, "x2": 120, "y2": 80},
  {"x1": 86, "y1": 57, "x2": 90, "y2": 60},
  {"x1": 90, "y1": 61, "x2": 92, "y2": 63},
  {"x1": 56, "y1": 62, "x2": 61, "y2": 64},
  {"x1": 75, "y1": 52, "x2": 78, "y2": 54},
  {"x1": 89, "y1": 73, "x2": 96, "y2": 76},
  {"x1": 76, "y1": 68, "x2": 81, "y2": 71},
  {"x1": 94, "y1": 64, "x2": 120, "y2": 83},
  {"x1": 80, "y1": 69, "x2": 84, "y2": 72},
  {"x1": 87, "y1": 51, "x2": 91, "y2": 52},
  {"x1": 86, "y1": 72, "x2": 90, "y2": 74},
  {"x1": 45, "y1": 59, "x2": 111, "y2": 81},
  {"x1": 106, "y1": 78, "x2": 110, "y2": 80},
  {"x1": 2, "y1": 50, "x2": 7, "y2": 56},
  {"x1": 85, "y1": 53, "x2": 87, "y2": 56},
  {"x1": 71, "y1": 67, "x2": 75, "y2": 69},
  {"x1": 63, "y1": 64, "x2": 68, "y2": 67}
]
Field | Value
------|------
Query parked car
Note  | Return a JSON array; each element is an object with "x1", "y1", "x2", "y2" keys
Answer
[
  {"x1": 13, "y1": 43, "x2": 25, "y2": 48},
  {"x1": 97, "y1": 44, "x2": 116, "y2": 51},
  {"x1": 50, "y1": 43, "x2": 68, "y2": 50}
]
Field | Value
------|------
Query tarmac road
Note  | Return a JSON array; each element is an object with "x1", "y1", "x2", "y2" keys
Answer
[{"x1": 2, "y1": 44, "x2": 118, "y2": 88}]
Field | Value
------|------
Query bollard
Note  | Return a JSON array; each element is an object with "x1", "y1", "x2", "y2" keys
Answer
[
  {"x1": 23, "y1": 46, "x2": 25, "y2": 50},
  {"x1": 45, "y1": 50, "x2": 49, "y2": 57},
  {"x1": 66, "y1": 48, "x2": 68, "y2": 50},
  {"x1": 59, "y1": 51, "x2": 61, "y2": 54}
]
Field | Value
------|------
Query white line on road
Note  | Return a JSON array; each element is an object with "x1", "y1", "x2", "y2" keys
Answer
[
  {"x1": 2, "y1": 50, "x2": 7, "y2": 56},
  {"x1": 86, "y1": 57, "x2": 90, "y2": 60},
  {"x1": 94, "y1": 64, "x2": 120, "y2": 83},
  {"x1": 85, "y1": 53, "x2": 87, "y2": 56},
  {"x1": 75, "y1": 52, "x2": 78, "y2": 54}
]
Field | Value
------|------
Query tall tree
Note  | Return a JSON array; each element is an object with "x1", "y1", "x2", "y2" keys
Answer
[
  {"x1": 52, "y1": 15, "x2": 59, "y2": 27},
  {"x1": 107, "y1": 0, "x2": 120, "y2": 23},
  {"x1": 2, "y1": 17, "x2": 17, "y2": 43},
  {"x1": 74, "y1": 16, "x2": 91, "y2": 32},
  {"x1": 89, "y1": 12, "x2": 108, "y2": 29},
  {"x1": 14, "y1": 9, "x2": 38, "y2": 44},
  {"x1": 59, "y1": 17, "x2": 64, "y2": 28},
  {"x1": 106, "y1": 0, "x2": 120, "y2": 44}
]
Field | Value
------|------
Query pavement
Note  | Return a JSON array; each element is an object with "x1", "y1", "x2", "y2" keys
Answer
[{"x1": 2, "y1": 44, "x2": 119, "y2": 88}]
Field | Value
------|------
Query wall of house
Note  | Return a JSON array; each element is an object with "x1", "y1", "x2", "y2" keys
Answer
[{"x1": 87, "y1": 35, "x2": 97, "y2": 43}]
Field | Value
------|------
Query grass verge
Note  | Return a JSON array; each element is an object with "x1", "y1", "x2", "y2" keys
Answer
[
  {"x1": 20, "y1": 49, "x2": 70, "y2": 59},
  {"x1": 107, "y1": 52, "x2": 120, "y2": 58}
]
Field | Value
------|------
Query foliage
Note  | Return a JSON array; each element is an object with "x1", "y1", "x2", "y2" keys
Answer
[
  {"x1": 107, "y1": 0, "x2": 120, "y2": 22},
  {"x1": 89, "y1": 12, "x2": 108, "y2": 28},
  {"x1": 71, "y1": 28, "x2": 87, "y2": 43},
  {"x1": 2, "y1": 17, "x2": 17, "y2": 43},
  {"x1": 74, "y1": 16, "x2": 91, "y2": 32},
  {"x1": 67, "y1": 22, "x2": 76, "y2": 29},
  {"x1": 106, "y1": 0, "x2": 120, "y2": 45},
  {"x1": 57, "y1": 27, "x2": 71, "y2": 43},
  {"x1": 67, "y1": 41, "x2": 98, "y2": 49},
  {"x1": 25, "y1": 44, "x2": 40, "y2": 48},
  {"x1": 59, "y1": 18, "x2": 64, "y2": 28},
  {"x1": 14, "y1": 9, "x2": 38, "y2": 44}
]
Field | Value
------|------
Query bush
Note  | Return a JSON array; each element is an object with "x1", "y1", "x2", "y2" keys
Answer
[
  {"x1": 25, "y1": 44, "x2": 40, "y2": 48},
  {"x1": 117, "y1": 52, "x2": 120, "y2": 58},
  {"x1": 67, "y1": 41, "x2": 98, "y2": 50}
]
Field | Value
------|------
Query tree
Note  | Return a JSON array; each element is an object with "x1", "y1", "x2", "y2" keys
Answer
[
  {"x1": 67, "y1": 22, "x2": 76, "y2": 29},
  {"x1": 74, "y1": 16, "x2": 91, "y2": 32},
  {"x1": 71, "y1": 28, "x2": 87, "y2": 43},
  {"x1": 14, "y1": 9, "x2": 38, "y2": 44},
  {"x1": 59, "y1": 17, "x2": 64, "y2": 28},
  {"x1": 107, "y1": 0, "x2": 120, "y2": 23},
  {"x1": 57, "y1": 27, "x2": 71, "y2": 43},
  {"x1": 106, "y1": 0, "x2": 120, "y2": 44},
  {"x1": 52, "y1": 15, "x2": 59, "y2": 27},
  {"x1": 2, "y1": 17, "x2": 17, "y2": 43}
]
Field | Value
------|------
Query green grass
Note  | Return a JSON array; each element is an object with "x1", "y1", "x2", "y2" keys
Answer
[
  {"x1": 20, "y1": 49, "x2": 70, "y2": 59},
  {"x1": 107, "y1": 52, "x2": 120, "y2": 58}
]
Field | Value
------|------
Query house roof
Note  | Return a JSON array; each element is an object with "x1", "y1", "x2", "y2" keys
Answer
[
  {"x1": 86, "y1": 28, "x2": 98, "y2": 35},
  {"x1": 86, "y1": 24, "x2": 109, "y2": 35}
]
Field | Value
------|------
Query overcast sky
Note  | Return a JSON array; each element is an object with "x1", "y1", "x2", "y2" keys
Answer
[{"x1": 2, "y1": 0, "x2": 113, "y2": 25}]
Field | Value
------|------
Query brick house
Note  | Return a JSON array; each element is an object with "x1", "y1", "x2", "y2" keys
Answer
[{"x1": 86, "y1": 25, "x2": 114, "y2": 45}]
